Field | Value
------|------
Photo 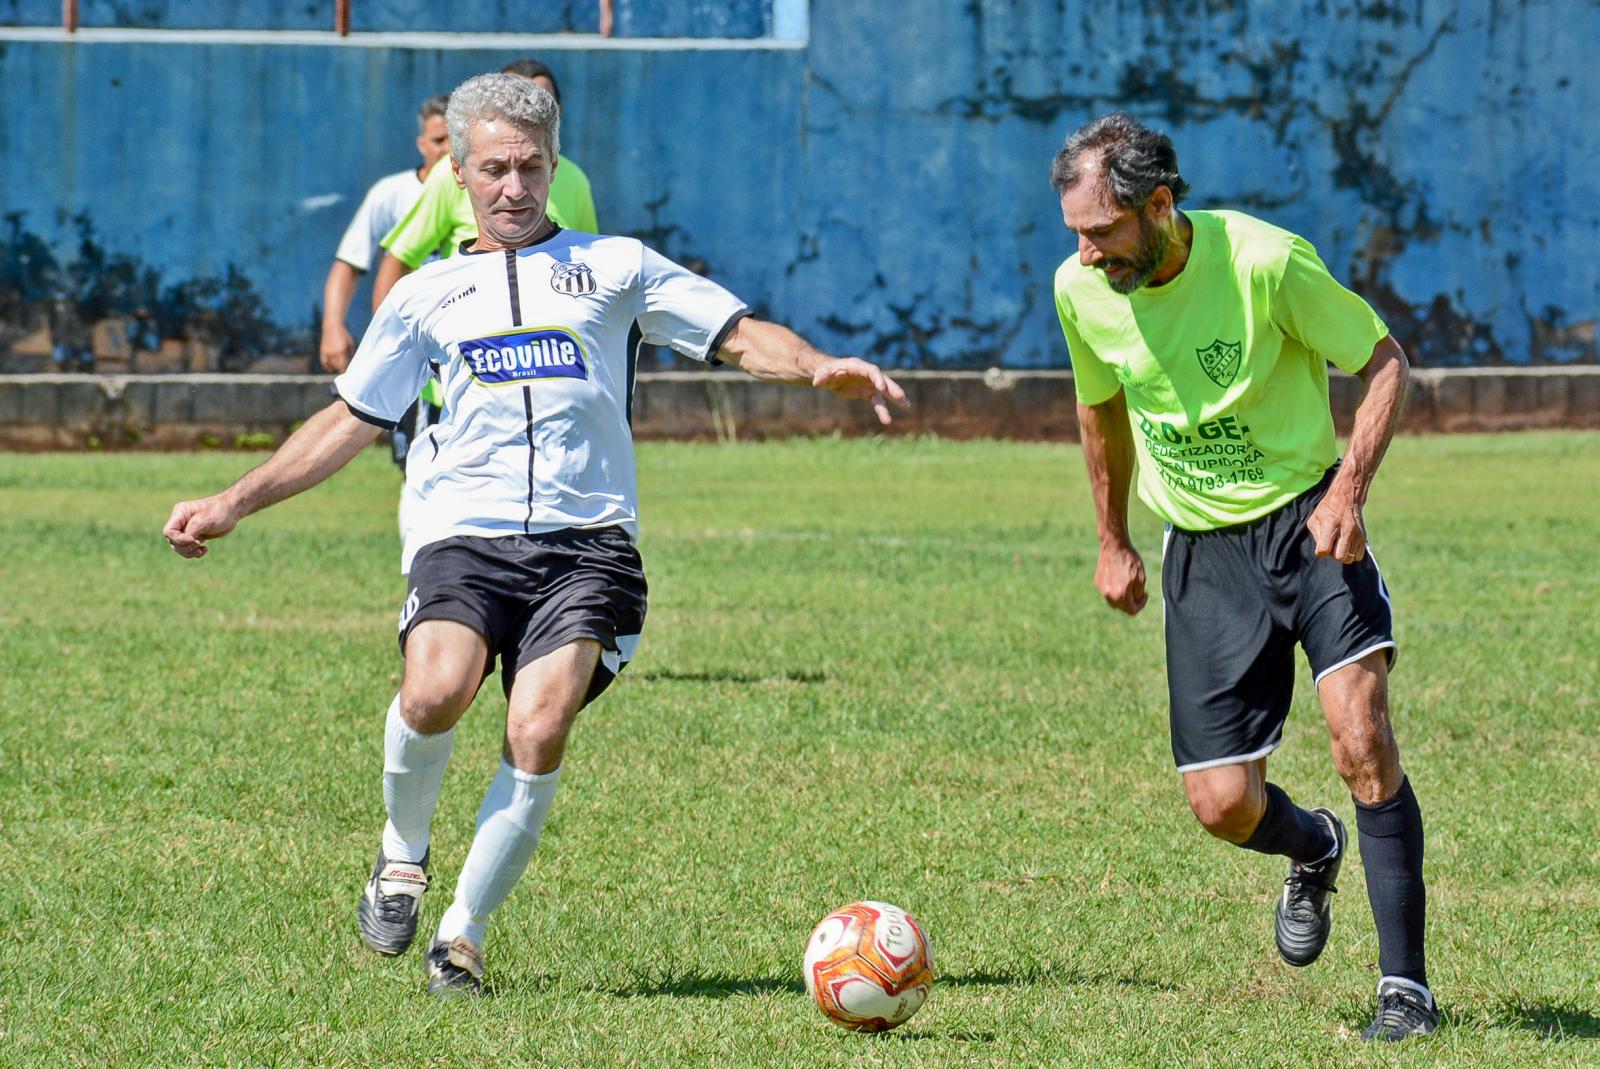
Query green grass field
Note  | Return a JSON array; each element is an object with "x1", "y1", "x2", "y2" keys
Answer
[{"x1": 3, "y1": 433, "x2": 1598, "y2": 1068}]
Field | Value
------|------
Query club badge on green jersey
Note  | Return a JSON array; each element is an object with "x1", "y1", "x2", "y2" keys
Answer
[{"x1": 1196, "y1": 338, "x2": 1242, "y2": 388}]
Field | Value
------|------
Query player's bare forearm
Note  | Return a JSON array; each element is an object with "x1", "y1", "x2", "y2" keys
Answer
[
  {"x1": 372, "y1": 253, "x2": 414, "y2": 313},
  {"x1": 163, "y1": 402, "x2": 380, "y2": 558},
  {"x1": 1308, "y1": 335, "x2": 1408, "y2": 563},
  {"x1": 1078, "y1": 394, "x2": 1137, "y2": 550},
  {"x1": 716, "y1": 316, "x2": 829, "y2": 383},
  {"x1": 717, "y1": 317, "x2": 909, "y2": 424},
  {"x1": 1331, "y1": 334, "x2": 1409, "y2": 505},
  {"x1": 1079, "y1": 393, "x2": 1148, "y2": 614},
  {"x1": 320, "y1": 261, "x2": 361, "y2": 372},
  {"x1": 226, "y1": 401, "x2": 379, "y2": 515}
]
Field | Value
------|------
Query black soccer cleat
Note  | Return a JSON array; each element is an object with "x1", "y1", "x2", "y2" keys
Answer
[
  {"x1": 1362, "y1": 978, "x2": 1439, "y2": 1041},
  {"x1": 425, "y1": 937, "x2": 485, "y2": 998},
  {"x1": 357, "y1": 848, "x2": 429, "y2": 956},
  {"x1": 1274, "y1": 807, "x2": 1346, "y2": 967}
]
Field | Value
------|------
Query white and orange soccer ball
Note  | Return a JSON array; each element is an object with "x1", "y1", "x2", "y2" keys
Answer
[{"x1": 802, "y1": 900, "x2": 934, "y2": 1032}]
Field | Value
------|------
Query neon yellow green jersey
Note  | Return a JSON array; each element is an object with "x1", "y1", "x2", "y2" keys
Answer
[
  {"x1": 381, "y1": 153, "x2": 598, "y2": 269},
  {"x1": 1055, "y1": 209, "x2": 1388, "y2": 531}
]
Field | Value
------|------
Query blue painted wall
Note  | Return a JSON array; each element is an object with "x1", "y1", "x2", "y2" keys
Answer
[{"x1": 0, "y1": 0, "x2": 1595, "y2": 369}]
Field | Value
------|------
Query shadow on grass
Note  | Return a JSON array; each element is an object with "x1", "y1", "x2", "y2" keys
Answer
[
  {"x1": 872, "y1": 1028, "x2": 1000, "y2": 1043},
  {"x1": 1498, "y1": 1000, "x2": 1600, "y2": 1040},
  {"x1": 631, "y1": 669, "x2": 829, "y2": 685},
  {"x1": 594, "y1": 964, "x2": 1172, "y2": 1000},
  {"x1": 613, "y1": 973, "x2": 807, "y2": 998},
  {"x1": 941, "y1": 967, "x2": 1175, "y2": 993}
]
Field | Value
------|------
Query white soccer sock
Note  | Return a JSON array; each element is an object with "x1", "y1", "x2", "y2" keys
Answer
[
  {"x1": 380, "y1": 694, "x2": 456, "y2": 864},
  {"x1": 435, "y1": 760, "x2": 561, "y2": 950}
]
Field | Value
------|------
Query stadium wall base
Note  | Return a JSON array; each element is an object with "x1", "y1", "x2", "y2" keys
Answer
[{"x1": 0, "y1": 368, "x2": 1596, "y2": 451}]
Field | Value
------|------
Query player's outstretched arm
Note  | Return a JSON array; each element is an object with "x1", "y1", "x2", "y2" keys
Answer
[
  {"x1": 162, "y1": 401, "x2": 381, "y2": 559},
  {"x1": 715, "y1": 316, "x2": 909, "y2": 425},
  {"x1": 1307, "y1": 334, "x2": 1410, "y2": 565},
  {"x1": 1078, "y1": 390, "x2": 1147, "y2": 616}
]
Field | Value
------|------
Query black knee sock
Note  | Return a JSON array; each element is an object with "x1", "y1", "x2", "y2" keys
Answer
[
  {"x1": 1240, "y1": 782, "x2": 1336, "y2": 864},
  {"x1": 1355, "y1": 776, "x2": 1428, "y2": 988}
]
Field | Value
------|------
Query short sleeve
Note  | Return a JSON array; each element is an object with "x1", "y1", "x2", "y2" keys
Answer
[
  {"x1": 334, "y1": 185, "x2": 384, "y2": 272},
  {"x1": 1271, "y1": 237, "x2": 1388, "y2": 374},
  {"x1": 634, "y1": 245, "x2": 750, "y2": 363},
  {"x1": 333, "y1": 295, "x2": 437, "y2": 428},
  {"x1": 1056, "y1": 288, "x2": 1120, "y2": 406},
  {"x1": 383, "y1": 165, "x2": 455, "y2": 269}
]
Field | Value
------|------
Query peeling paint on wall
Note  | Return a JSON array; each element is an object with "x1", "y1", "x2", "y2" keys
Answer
[{"x1": 0, "y1": 0, "x2": 1593, "y2": 370}]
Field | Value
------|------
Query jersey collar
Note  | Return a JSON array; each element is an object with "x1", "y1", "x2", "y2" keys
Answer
[{"x1": 460, "y1": 224, "x2": 565, "y2": 257}]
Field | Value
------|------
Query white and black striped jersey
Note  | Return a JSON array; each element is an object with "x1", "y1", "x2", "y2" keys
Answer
[{"x1": 335, "y1": 227, "x2": 749, "y2": 572}]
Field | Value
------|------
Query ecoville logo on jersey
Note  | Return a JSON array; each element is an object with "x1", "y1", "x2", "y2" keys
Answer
[{"x1": 459, "y1": 326, "x2": 589, "y2": 385}]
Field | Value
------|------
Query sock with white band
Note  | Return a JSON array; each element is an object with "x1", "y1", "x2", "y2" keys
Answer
[
  {"x1": 381, "y1": 693, "x2": 456, "y2": 864},
  {"x1": 1355, "y1": 775, "x2": 1428, "y2": 988},
  {"x1": 435, "y1": 760, "x2": 561, "y2": 950}
]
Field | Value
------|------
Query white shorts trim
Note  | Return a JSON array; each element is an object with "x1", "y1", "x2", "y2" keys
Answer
[
  {"x1": 1175, "y1": 738, "x2": 1282, "y2": 774},
  {"x1": 1313, "y1": 640, "x2": 1397, "y2": 687},
  {"x1": 600, "y1": 632, "x2": 642, "y2": 677}
]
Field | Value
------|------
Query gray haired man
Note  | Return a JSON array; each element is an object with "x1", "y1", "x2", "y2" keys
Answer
[{"x1": 162, "y1": 73, "x2": 908, "y2": 998}]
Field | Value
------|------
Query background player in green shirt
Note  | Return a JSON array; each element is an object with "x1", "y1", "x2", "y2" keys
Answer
[{"x1": 1052, "y1": 113, "x2": 1435, "y2": 1042}]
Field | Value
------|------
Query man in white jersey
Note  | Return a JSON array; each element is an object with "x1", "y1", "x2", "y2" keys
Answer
[
  {"x1": 320, "y1": 93, "x2": 451, "y2": 374},
  {"x1": 162, "y1": 73, "x2": 908, "y2": 998}
]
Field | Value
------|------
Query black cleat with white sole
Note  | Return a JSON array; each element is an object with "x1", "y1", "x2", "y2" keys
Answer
[
  {"x1": 425, "y1": 937, "x2": 485, "y2": 998},
  {"x1": 1274, "y1": 808, "x2": 1346, "y2": 967},
  {"x1": 1362, "y1": 978, "x2": 1439, "y2": 1041},
  {"x1": 357, "y1": 848, "x2": 429, "y2": 956}
]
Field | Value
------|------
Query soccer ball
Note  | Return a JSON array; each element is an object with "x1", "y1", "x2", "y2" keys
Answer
[{"x1": 802, "y1": 900, "x2": 934, "y2": 1032}]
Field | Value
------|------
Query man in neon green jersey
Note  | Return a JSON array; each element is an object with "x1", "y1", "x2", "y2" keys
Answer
[{"x1": 1052, "y1": 113, "x2": 1434, "y2": 1043}]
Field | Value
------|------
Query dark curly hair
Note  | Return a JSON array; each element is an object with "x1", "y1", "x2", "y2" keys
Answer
[{"x1": 1050, "y1": 113, "x2": 1190, "y2": 208}]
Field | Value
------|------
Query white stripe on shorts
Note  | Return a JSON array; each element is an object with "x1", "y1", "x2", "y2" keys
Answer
[
  {"x1": 1313, "y1": 640, "x2": 1397, "y2": 687},
  {"x1": 1175, "y1": 737, "x2": 1283, "y2": 774}
]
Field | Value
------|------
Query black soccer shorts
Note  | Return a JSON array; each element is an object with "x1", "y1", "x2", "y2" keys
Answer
[
  {"x1": 1161, "y1": 467, "x2": 1396, "y2": 773},
  {"x1": 397, "y1": 526, "x2": 647, "y2": 705}
]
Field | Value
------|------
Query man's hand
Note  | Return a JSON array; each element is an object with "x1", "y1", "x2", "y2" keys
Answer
[
  {"x1": 811, "y1": 358, "x2": 910, "y2": 425},
  {"x1": 1096, "y1": 542, "x2": 1148, "y2": 615},
  {"x1": 320, "y1": 324, "x2": 355, "y2": 373},
  {"x1": 1307, "y1": 486, "x2": 1367, "y2": 564},
  {"x1": 163, "y1": 495, "x2": 241, "y2": 558}
]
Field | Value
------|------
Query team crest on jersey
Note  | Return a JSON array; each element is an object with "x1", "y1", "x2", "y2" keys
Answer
[
  {"x1": 459, "y1": 326, "x2": 588, "y2": 384},
  {"x1": 1195, "y1": 338, "x2": 1242, "y2": 388},
  {"x1": 550, "y1": 260, "x2": 598, "y2": 297}
]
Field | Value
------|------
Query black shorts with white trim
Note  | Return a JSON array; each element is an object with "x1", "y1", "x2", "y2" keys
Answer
[
  {"x1": 1162, "y1": 466, "x2": 1396, "y2": 773},
  {"x1": 397, "y1": 526, "x2": 647, "y2": 705}
]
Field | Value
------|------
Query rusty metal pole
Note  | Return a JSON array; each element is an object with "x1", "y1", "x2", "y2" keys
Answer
[
  {"x1": 63, "y1": 0, "x2": 78, "y2": 33},
  {"x1": 335, "y1": 0, "x2": 350, "y2": 36}
]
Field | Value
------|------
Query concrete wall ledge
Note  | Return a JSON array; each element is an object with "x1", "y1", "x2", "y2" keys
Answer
[{"x1": 0, "y1": 367, "x2": 1595, "y2": 450}]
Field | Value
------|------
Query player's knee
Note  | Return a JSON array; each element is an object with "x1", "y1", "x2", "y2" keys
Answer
[
  {"x1": 399, "y1": 677, "x2": 475, "y2": 733},
  {"x1": 503, "y1": 700, "x2": 573, "y2": 773},
  {"x1": 1332, "y1": 733, "x2": 1400, "y2": 805},
  {"x1": 1186, "y1": 780, "x2": 1260, "y2": 840},
  {"x1": 1331, "y1": 722, "x2": 1397, "y2": 781}
]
